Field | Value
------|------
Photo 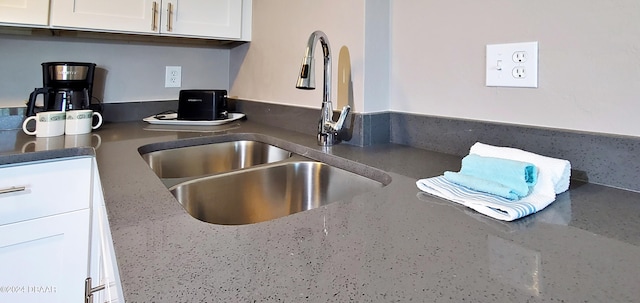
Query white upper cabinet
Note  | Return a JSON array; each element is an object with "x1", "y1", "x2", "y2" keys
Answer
[
  {"x1": 160, "y1": 0, "x2": 242, "y2": 39},
  {"x1": 49, "y1": 0, "x2": 247, "y2": 39},
  {"x1": 0, "y1": 0, "x2": 50, "y2": 26},
  {"x1": 50, "y1": 0, "x2": 157, "y2": 34}
]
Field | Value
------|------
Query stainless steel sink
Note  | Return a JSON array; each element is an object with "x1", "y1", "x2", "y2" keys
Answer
[
  {"x1": 140, "y1": 136, "x2": 391, "y2": 225},
  {"x1": 170, "y1": 161, "x2": 386, "y2": 225},
  {"x1": 141, "y1": 140, "x2": 292, "y2": 179}
]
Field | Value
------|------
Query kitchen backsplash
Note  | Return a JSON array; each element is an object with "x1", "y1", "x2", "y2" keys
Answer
[
  {"x1": 0, "y1": 107, "x2": 27, "y2": 130},
  {"x1": 3, "y1": 99, "x2": 639, "y2": 193},
  {"x1": 232, "y1": 99, "x2": 640, "y2": 193}
]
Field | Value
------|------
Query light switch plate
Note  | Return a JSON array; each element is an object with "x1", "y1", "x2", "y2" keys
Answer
[{"x1": 486, "y1": 42, "x2": 538, "y2": 88}]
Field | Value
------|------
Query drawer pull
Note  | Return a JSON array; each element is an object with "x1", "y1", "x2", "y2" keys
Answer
[
  {"x1": 84, "y1": 277, "x2": 105, "y2": 303},
  {"x1": 151, "y1": 1, "x2": 158, "y2": 31},
  {"x1": 166, "y1": 2, "x2": 173, "y2": 32},
  {"x1": 0, "y1": 186, "x2": 26, "y2": 195}
]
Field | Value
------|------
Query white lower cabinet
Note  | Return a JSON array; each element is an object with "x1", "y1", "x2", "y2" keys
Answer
[
  {"x1": 0, "y1": 156, "x2": 123, "y2": 303},
  {"x1": 0, "y1": 209, "x2": 90, "y2": 303},
  {"x1": 87, "y1": 160, "x2": 124, "y2": 303}
]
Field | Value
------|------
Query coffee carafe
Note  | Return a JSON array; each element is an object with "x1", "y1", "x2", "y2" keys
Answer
[{"x1": 26, "y1": 62, "x2": 96, "y2": 116}]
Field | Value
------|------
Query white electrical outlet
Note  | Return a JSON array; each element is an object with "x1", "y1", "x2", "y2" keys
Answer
[
  {"x1": 512, "y1": 51, "x2": 527, "y2": 63},
  {"x1": 165, "y1": 66, "x2": 182, "y2": 88},
  {"x1": 512, "y1": 67, "x2": 526, "y2": 78},
  {"x1": 486, "y1": 42, "x2": 538, "y2": 88}
]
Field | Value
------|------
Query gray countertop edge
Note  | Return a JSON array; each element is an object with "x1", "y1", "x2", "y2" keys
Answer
[{"x1": 0, "y1": 147, "x2": 95, "y2": 166}]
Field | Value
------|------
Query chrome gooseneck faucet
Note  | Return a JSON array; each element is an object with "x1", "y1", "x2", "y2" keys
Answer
[{"x1": 296, "y1": 30, "x2": 351, "y2": 146}]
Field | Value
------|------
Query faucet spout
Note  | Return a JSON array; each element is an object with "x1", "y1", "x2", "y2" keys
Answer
[{"x1": 296, "y1": 30, "x2": 351, "y2": 146}]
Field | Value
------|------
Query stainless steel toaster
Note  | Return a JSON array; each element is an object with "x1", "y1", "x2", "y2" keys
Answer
[{"x1": 177, "y1": 89, "x2": 228, "y2": 121}]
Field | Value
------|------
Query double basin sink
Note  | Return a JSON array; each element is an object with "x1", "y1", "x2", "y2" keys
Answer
[{"x1": 139, "y1": 135, "x2": 391, "y2": 225}]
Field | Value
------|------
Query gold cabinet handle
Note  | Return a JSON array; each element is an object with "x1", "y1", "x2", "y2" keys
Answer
[
  {"x1": 0, "y1": 186, "x2": 26, "y2": 195},
  {"x1": 151, "y1": 1, "x2": 158, "y2": 31},
  {"x1": 166, "y1": 2, "x2": 173, "y2": 32}
]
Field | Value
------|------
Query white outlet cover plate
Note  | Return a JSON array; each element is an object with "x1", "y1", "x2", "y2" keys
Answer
[
  {"x1": 165, "y1": 66, "x2": 182, "y2": 88},
  {"x1": 486, "y1": 41, "x2": 538, "y2": 88}
]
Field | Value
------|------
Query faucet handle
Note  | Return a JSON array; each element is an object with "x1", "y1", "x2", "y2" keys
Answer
[
  {"x1": 318, "y1": 105, "x2": 351, "y2": 146},
  {"x1": 333, "y1": 105, "x2": 351, "y2": 132}
]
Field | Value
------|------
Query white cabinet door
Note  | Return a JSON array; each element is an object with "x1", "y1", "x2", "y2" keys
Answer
[
  {"x1": 50, "y1": 0, "x2": 157, "y2": 34},
  {"x1": 49, "y1": 0, "x2": 247, "y2": 39},
  {"x1": 0, "y1": 0, "x2": 49, "y2": 26},
  {"x1": 160, "y1": 0, "x2": 242, "y2": 39},
  {"x1": 0, "y1": 209, "x2": 90, "y2": 303},
  {"x1": 88, "y1": 161, "x2": 124, "y2": 303}
]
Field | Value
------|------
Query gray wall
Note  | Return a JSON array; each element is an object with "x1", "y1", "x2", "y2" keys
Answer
[
  {"x1": 228, "y1": 0, "x2": 640, "y2": 139},
  {"x1": 5, "y1": 0, "x2": 640, "y2": 139},
  {"x1": 389, "y1": 1, "x2": 640, "y2": 138},
  {"x1": 0, "y1": 33, "x2": 231, "y2": 107}
]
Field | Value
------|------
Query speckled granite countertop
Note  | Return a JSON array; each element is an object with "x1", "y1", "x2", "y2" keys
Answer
[{"x1": 1, "y1": 120, "x2": 640, "y2": 302}]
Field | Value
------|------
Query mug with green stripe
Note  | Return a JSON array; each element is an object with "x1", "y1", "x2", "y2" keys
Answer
[
  {"x1": 65, "y1": 110, "x2": 103, "y2": 135},
  {"x1": 22, "y1": 111, "x2": 66, "y2": 137}
]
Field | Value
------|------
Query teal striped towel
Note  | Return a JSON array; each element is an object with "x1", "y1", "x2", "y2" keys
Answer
[
  {"x1": 443, "y1": 154, "x2": 538, "y2": 200},
  {"x1": 416, "y1": 176, "x2": 554, "y2": 221},
  {"x1": 417, "y1": 142, "x2": 571, "y2": 221}
]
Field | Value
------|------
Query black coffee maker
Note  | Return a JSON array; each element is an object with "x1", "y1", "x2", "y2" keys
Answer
[{"x1": 26, "y1": 62, "x2": 97, "y2": 116}]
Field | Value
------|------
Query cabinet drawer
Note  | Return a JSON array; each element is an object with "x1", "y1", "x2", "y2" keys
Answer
[{"x1": 0, "y1": 157, "x2": 92, "y2": 225}]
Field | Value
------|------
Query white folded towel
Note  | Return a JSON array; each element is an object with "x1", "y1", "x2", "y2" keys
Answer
[
  {"x1": 416, "y1": 142, "x2": 572, "y2": 221},
  {"x1": 469, "y1": 142, "x2": 571, "y2": 195}
]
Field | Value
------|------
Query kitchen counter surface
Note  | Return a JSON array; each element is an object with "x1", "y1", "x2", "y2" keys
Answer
[{"x1": 2, "y1": 120, "x2": 639, "y2": 302}]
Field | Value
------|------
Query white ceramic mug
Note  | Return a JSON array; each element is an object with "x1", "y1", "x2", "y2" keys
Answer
[
  {"x1": 64, "y1": 133, "x2": 102, "y2": 149},
  {"x1": 22, "y1": 111, "x2": 66, "y2": 137},
  {"x1": 65, "y1": 110, "x2": 103, "y2": 135},
  {"x1": 21, "y1": 136, "x2": 65, "y2": 152}
]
